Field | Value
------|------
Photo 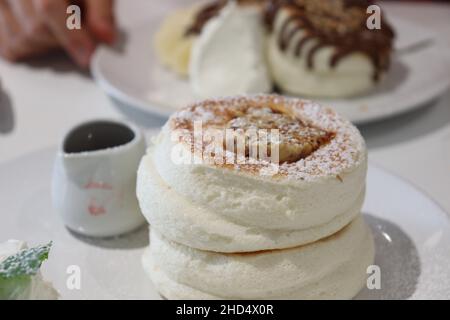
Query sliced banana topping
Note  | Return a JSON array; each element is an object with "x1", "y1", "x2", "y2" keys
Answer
[{"x1": 225, "y1": 107, "x2": 333, "y2": 163}]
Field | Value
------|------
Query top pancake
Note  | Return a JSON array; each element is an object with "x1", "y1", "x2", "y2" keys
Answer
[{"x1": 168, "y1": 94, "x2": 365, "y2": 181}]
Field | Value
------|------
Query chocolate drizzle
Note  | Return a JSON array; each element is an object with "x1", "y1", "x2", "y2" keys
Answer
[
  {"x1": 185, "y1": 0, "x2": 227, "y2": 36},
  {"x1": 185, "y1": 0, "x2": 264, "y2": 36},
  {"x1": 265, "y1": 0, "x2": 395, "y2": 81},
  {"x1": 185, "y1": 0, "x2": 394, "y2": 81}
]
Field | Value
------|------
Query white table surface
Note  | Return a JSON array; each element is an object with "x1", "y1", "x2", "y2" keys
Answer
[{"x1": 1, "y1": 0, "x2": 450, "y2": 216}]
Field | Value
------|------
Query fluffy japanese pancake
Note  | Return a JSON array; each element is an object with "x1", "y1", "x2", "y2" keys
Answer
[
  {"x1": 137, "y1": 95, "x2": 367, "y2": 252},
  {"x1": 143, "y1": 216, "x2": 374, "y2": 300},
  {"x1": 265, "y1": 0, "x2": 395, "y2": 97}
]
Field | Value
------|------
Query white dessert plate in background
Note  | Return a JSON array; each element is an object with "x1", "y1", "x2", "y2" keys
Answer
[
  {"x1": 91, "y1": 9, "x2": 450, "y2": 124},
  {"x1": 0, "y1": 147, "x2": 449, "y2": 299}
]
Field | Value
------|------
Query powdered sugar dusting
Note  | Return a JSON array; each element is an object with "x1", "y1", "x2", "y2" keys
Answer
[{"x1": 169, "y1": 94, "x2": 366, "y2": 181}]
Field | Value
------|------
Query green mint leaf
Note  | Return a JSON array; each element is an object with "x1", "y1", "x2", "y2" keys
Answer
[{"x1": 0, "y1": 242, "x2": 52, "y2": 279}]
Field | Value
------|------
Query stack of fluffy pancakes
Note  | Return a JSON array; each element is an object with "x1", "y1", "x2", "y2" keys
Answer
[{"x1": 137, "y1": 95, "x2": 374, "y2": 299}]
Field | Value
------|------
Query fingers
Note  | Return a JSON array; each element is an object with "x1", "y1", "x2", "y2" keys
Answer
[
  {"x1": 7, "y1": 0, "x2": 57, "y2": 48},
  {"x1": 0, "y1": 0, "x2": 115, "y2": 66},
  {"x1": 0, "y1": 0, "x2": 19, "y2": 60},
  {"x1": 85, "y1": 0, "x2": 116, "y2": 44},
  {"x1": 33, "y1": 0, "x2": 95, "y2": 67},
  {"x1": 0, "y1": 0, "x2": 42, "y2": 61}
]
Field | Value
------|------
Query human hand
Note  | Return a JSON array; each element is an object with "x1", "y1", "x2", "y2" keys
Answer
[{"x1": 0, "y1": 0, "x2": 116, "y2": 67}]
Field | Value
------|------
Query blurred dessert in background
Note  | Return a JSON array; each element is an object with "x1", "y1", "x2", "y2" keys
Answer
[
  {"x1": 153, "y1": 4, "x2": 199, "y2": 76},
  {"x1": 154, "y1": 0, "x2": 395, "y2": 99},
  {"x1": 154, "y1": 0, "x2": 272, "y2": 98},
  {"x1": 266, "y1": 0, "x2": 395, "y2": 98},
  {"x1": 188, "y1": 0, "x2": 272, "y2": 98}
]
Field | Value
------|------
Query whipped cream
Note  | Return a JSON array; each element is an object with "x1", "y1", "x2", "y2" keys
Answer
[
  {"x1": 0, "y1": 240, "x2": 58, "y2": 300},
  {"x1": 189, "y1": 2, "x2": 272, "y2": 98}
]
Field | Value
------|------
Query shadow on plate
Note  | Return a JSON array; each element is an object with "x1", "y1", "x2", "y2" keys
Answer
[
  {"x1": 355, "y1": 214, "x2": 421, "y2": 300},
  {"x1": 359, "y1": 89, "x2": 450, "y2": 149},
  {"x1": 68, "y1": 224, "x2": 149, "y2": 250},
  {"x1": 0, "y1": 88, "x2": 14, "y2": 134},
  {"x1": 365, "y1": 58, "x2": 409, "y2": 97},
  {"x1": 19, "y1": 50, "x2": 90, "y2": 77}
]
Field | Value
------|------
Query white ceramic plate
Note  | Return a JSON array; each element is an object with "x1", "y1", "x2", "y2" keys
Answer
[
  {"x1": 0, "y1": 147, "x2": 449, "y2": 299},
  {"x1": 91, "y1": 8, "x2": 449, "y2": 124}
]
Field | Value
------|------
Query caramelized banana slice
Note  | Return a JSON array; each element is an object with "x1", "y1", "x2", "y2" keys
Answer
[{"x1": 226, "y1": 107, "x2": 333, "y2": 163}]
